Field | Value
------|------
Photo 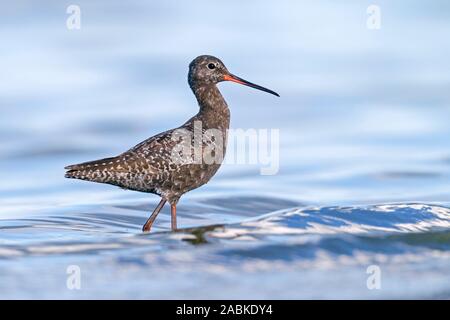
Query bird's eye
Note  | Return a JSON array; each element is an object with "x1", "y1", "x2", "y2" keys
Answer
[{"x1": 207, "y1": 63, "x2": 216, "y2": 70}]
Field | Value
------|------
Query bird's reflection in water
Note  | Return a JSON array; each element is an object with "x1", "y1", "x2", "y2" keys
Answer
[{"x1": 181, "y1": 225, "x2": 222, "y2": 245}]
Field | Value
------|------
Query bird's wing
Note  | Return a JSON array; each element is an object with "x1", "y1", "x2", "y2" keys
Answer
[
  {"x1": 124, "y1": 127, "x2": 192, "y2": 173},
  {"x1": 65, "y1": 127, "x2": 192, "y2": 179}
]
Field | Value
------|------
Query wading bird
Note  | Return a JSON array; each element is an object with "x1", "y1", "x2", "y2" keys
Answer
[{"x1": 65, "y1": 55, "x2": 279, "y2": 232}]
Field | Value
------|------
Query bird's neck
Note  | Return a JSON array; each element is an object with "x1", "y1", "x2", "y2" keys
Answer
[{"x1": 192, "y1": 85, "x2": 230, "y2": 131}]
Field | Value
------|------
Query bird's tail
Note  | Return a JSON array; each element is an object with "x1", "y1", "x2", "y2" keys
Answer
[{"x1": 64, "y1": 156, "x2": 117, "y2": 182}]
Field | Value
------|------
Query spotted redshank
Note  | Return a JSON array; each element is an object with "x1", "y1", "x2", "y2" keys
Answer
[{"x1": 65, "y1": 55, "x2": 279, "y2": 232}]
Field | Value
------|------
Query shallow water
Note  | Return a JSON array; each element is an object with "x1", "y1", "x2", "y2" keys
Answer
[{"x1": 1, "y1": 1, "x2": 450, "y2": 299}]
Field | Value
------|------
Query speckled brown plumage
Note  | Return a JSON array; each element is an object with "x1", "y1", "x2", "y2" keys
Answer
[{"x1": 65, "y1": 55, "x2": 279, "y2": 232}]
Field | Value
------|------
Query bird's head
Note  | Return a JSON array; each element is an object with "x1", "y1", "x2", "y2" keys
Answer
[{"x1": 188, "y1": 55, "x2": 279, "y2": 97}]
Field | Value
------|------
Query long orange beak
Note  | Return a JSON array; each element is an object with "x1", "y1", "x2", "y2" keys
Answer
[{"x1": 223, "y1": 74, "x2": 280, "y2": 97}]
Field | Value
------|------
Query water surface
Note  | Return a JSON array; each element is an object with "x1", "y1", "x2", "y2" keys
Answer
[{"x1": 0, "y1": 1, "x2": 450, "y2": 299}]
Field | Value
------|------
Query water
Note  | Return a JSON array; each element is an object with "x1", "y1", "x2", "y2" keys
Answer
[{"x1": 1, "y1": 1, "x2": 450, "y2": 299}]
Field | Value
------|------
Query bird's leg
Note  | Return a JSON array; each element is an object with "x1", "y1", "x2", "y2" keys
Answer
[
  {"x1": 142, "y1": 198, "x2": 167, "y2": 232},
  {"x1": 171, "y1": 203, "x2": 177, "y2": 231}
]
